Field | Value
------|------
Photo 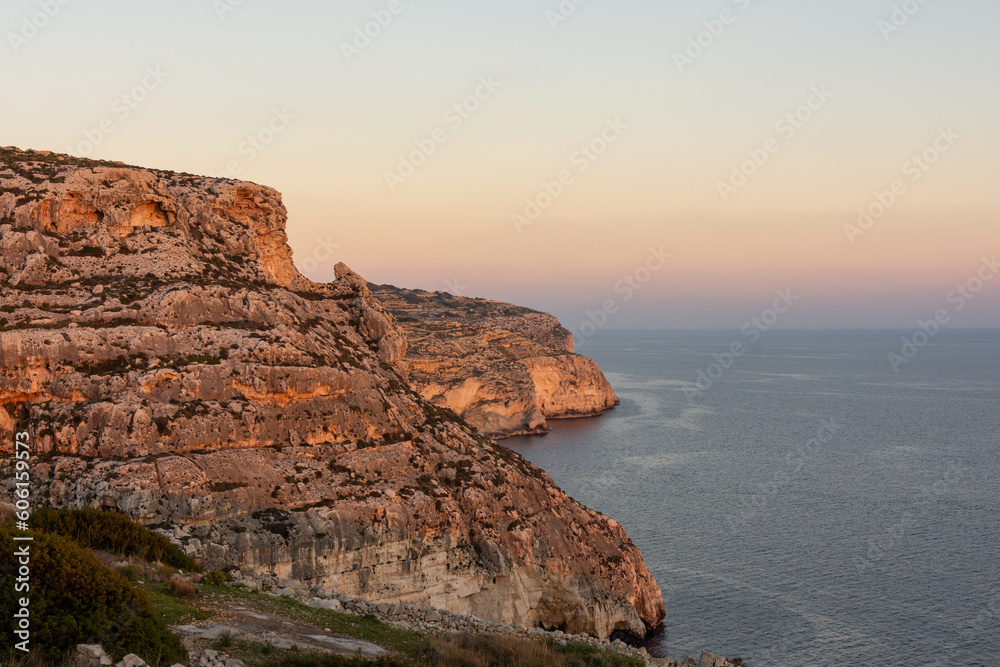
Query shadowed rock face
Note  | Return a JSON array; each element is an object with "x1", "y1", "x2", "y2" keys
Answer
[
  {"x1": 369, "y1": 285, "x2": 620, "y2": 438},
  {"x1": 0, "y1": 147, "x2": 664, "y2": 639}
]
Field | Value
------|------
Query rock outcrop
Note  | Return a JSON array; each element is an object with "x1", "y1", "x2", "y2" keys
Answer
[
  {"x1": 0, "y1": 147, "x2": 663, "y2": 639},
  {"x1": 370, "y1": 285, "x2": 619, "y2": 437}
]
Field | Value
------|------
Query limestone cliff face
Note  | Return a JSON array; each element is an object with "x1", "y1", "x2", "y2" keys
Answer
[
  {"x1": 0, "y1": 147, "x2": 663, "y2": 639},
  {"x1": 369, "y1": 286, "x2": 619, "y2": 437}
]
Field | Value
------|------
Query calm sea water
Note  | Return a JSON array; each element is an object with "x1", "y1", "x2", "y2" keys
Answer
[{"x1": 506, "y1": 330, "x2": 1000, "y2": 666}]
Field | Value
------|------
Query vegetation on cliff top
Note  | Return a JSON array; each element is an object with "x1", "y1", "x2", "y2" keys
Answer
[
  {"x1": 0, "y1": 525, "x2": 188, "y2": 664},
  {"x1": 30, "y1": 507, "x2": 201, "y2": 572}
]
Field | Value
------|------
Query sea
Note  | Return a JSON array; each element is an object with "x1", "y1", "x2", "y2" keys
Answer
[{"x1": 505, "y1": 330, "x2": 1000, "y2": 667}]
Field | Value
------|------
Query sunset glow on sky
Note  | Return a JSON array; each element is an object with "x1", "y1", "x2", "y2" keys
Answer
[{"x1": 3, "y1": 0, "x2": 998, "y2": 328}]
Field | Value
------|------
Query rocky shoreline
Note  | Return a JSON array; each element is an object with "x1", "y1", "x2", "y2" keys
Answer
[{"x1": 371, "y1": 284, "x2": 620, "y2": 438}]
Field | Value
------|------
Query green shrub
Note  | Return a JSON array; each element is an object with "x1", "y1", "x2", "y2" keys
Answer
[
  {"x1": 259, "y1": 653, "x2": 408, "y2": 667},
  {"x1": 423, "y1": 634, "x2": 645, "y2": 667},
  {"x1": 29, "y1": 508, "x2": 201, "y2": 572},
  {"x1": 118, "y1": 562, "x2": 143, "y2": 581},
  {"x1": 66, "y1": 246, "x2": 104, "y2": 257},
  {"x1": 213, "y1": 628, "x2": 235, "y2": 649},
  {"x1": 203, "y1": 570, "x2": 228, "y2": 587},
  {"x1": 210, "y1": 482, "x2": 248, "y2": 493},
  {"x1": 0, "y1": 527, "x2": 188, "y2": 664}
]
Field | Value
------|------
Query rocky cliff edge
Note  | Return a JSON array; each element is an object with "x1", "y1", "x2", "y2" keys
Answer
[
  {"x1": 370, "y1": 285, "x2": 619, "y2": 438},
  {"x1": 0, "y1": 147, "x2": 664, "y2": 639}
]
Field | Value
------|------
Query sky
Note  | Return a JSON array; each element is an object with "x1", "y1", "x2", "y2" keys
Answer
[{"x1": 2, "y1": 0, "x2": 998, "y2": 330}]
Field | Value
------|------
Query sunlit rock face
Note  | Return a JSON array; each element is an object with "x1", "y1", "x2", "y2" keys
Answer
[
  {"x1": 0, "y1": 147, "x2": 663, "y2": 639},
  {"x1": 370, "y1": 285, "x2": 619, "y2": 438}
]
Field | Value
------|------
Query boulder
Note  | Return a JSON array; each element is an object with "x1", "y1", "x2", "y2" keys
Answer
[
  {"x1": 115, "y1": 655, "x2": 148, "y2": 667},
  {"x1": 310, "y1": 599, "x2": 343, "y2": 611},
  {"x1": 73, "y1": 645, "x2": 113, "y2": 667}
]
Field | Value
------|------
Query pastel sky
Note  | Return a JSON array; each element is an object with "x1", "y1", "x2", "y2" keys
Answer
[{"x1": 2, "y1": 0, "x2": 998, "y2": 329}]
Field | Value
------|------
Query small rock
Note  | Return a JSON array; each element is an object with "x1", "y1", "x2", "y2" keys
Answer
[
  {"x1": 310, "y1": 599, "x2": 343, "y2": 611},
  {"x1": 74, "y1": 644, "x2": 113, "y2": 667},
  {"x1": 75, "y1": 645, "x2": 106, "y2": 659},
  {"x1": 117, "y1": 655, "x2": 148, "y2": 667}
]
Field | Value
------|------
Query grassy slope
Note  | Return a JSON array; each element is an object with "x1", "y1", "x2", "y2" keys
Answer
[{"x1": 143, "y1": 580, "x2": 644, "y2": 667}]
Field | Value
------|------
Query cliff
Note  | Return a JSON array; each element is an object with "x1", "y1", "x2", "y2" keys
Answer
[
  {"x1": 0, "y1": 147, "x2": 663, "y2": 639},
  {"x1": 369, "y1": 285, "x2": 619, "y2": 438}
]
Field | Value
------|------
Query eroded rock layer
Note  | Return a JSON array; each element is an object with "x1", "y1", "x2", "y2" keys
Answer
[
  {"x1": 370, "y1": 285, "x2": 619, "y2": 438},
  {"x1": 0, "y1": 147, "x2": 663, "y2": 639}
]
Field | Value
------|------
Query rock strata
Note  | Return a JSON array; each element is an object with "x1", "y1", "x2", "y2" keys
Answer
[
  {"x1": 0, "y1": 147, "x2": 663, "y2": 639},
  {"x1": 370, "y1": 284, "x2": 619, "y2": 437}
]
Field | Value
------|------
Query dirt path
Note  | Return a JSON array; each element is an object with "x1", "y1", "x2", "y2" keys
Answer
[{"x1": 172, "y1": 605, "x2": 387, "y2": 657}]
